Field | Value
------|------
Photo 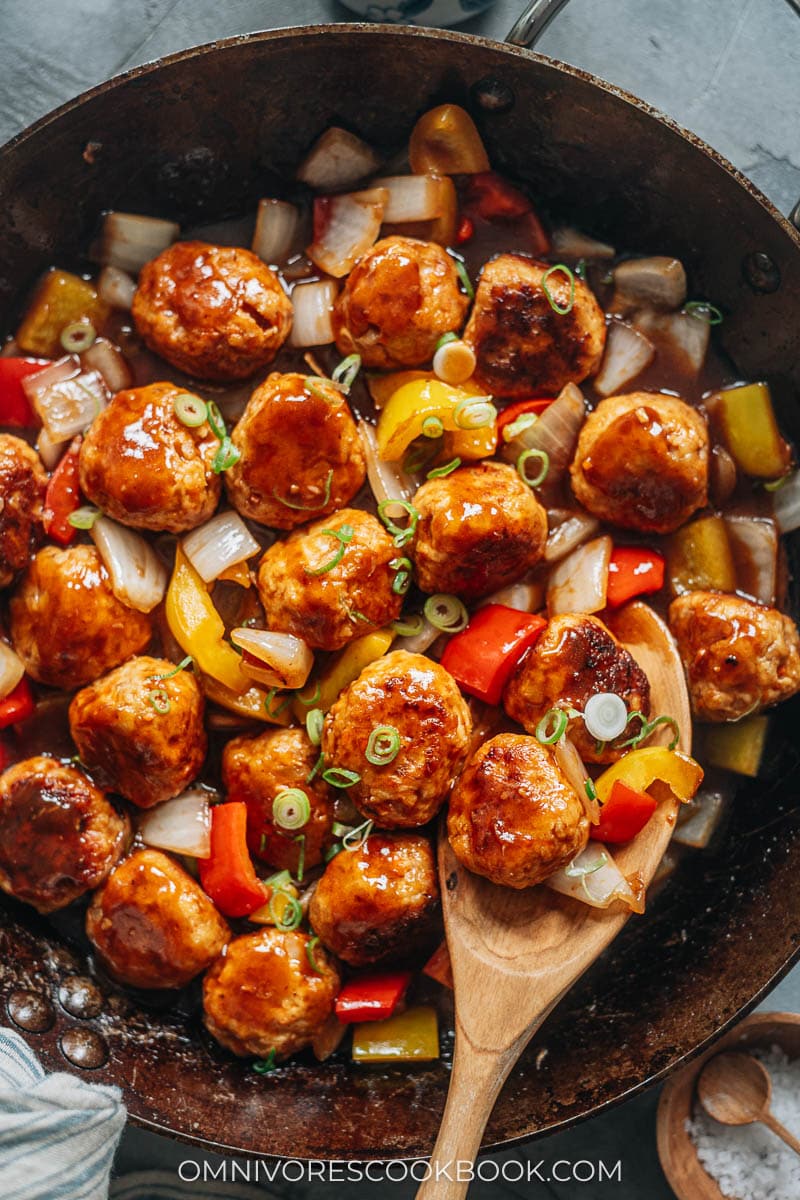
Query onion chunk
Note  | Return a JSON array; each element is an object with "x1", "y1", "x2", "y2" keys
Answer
[
  {"x1": 594, "y1": 321, "x2": 655, "y2": 397},
  {"x1": 547, "y1": 536, "x2": 612, "y2": 616},
  {"x1": 231, "y1": 628, "x2": 314, "y2": 690},
  {"x1": 138, "y1": 788, "x2": 212, "y2": 859},
  {"x1": 289, "y1": 279, "x2": 339, "y2": 348},
  {"x1": 24, "y1": 357, "x2": 109, "y2": 441},
  {"x1": 100, "y1": 211, "x2": 179, "y2": 274},
  {"x1": 91, "y1": 517, "x2": 167, "y2": 613},
  {"x1": 308, "y1": 188, "x2": 388, "y2": 278},
  {"x1": 252, "y1": 199, "x2": 299, "y2": 265},
  {"x1": 182, "y1": 511, "x2": 260, "y2": 584},
  {"x1": 297, "y1": 127, "x2": 381, "y2": 192},
  {"x1": 0, "y1": 641, "x2": 25, "y2": 701},
  {"x1": 545, "y1": 844, "x2": 644, "y2": 912}
]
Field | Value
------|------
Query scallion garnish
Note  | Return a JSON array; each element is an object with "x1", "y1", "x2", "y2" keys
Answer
[
  {"x1": 265, "y1": 869, "x2": 293, "y2": 892},
  {"x1": 366, "y1": 724, "x2": 401, "y2": 766},
  {"x1": 620, "y1": 711, "x2": 680, "y2": 751},
  {"x1": 305, "y1": 524, "x2": 354, "y2": 576},
  {"x1": 426, "y1": 457, "x2": 461, "y2": 480},
  {"x1": 436, "y1": 331, "x2": 459, "y2": 351},
  {"x1": 253, "y1": 1049, "x2": 277, "y2": 1074},
  {"x1": 68, "y1": 505, "x2": 103, "y2": 530},
  {"x1": 272, "y1": 787, "x2": 311, "y2": 831},
  {"x1": 322, "y1": 766, "x2": 361, "y2": 788},
  {"x1": 146, "y1": 687, "x2": 171, "y2": 715},
  {"x1": 390, "y1": 556, "x2": 413, "y2": 596},
  {"x1": 156, "y1": 655, "x2": 193, "y2": 681},
  {"x1": 391, "y1": 613, "x2": 425, "y2": 638},
  {"x1": 295, "y1": 832, "x2": 306, "y2": 883},
  {"x1": 205, "y1": 400, "x2": 227, "y2": 442},
  {"x1": 265, "y1": 688, "x2": 292, "y2": 717},
  {"x1": 421, "y1": 415, "x2": 444, "y2": 439},
  {"x1": 269, "y1": 889, "x2": 302, "y2": 931},
  {"x1": 343, "y1": 818, "x2": 373, "y2": 851},
  {"x1": 212, "y1": 436, "x2": 240, "y2": 474},
  {"x1": 564, "y1": 851, "x2": 608, "y2": 879},
  {"x1": 542, "y1": 263, "x2": 576, "y2": 315},
  {"x1": 453, "y1": 258, "x2": 475, "y2": 300},
  {"x1": 306, "y1": 751, "x2": 325, "y2": 784},
  {"x1": 305, "y1": 935, "x2": 324, "y2": 974},
  {"x1": 344, "y1": 605, "x2": 370, "y2": 624},
  {"x1": 453, "y1": 395, "x2": 496, "y2": 431},
  {"x1": 306, "y1": 707, "x2": 324, "y2": 747},
  {"x1": 173, "y1": 393, "x2": 208, "y2": 428},
  {"x1": 377, "y1": 499, "x2": 419, "y2": 549},
  {"x1": 516, "y1": 447, "x2": 549, "y2": 488},
  {"x1": 296, "y1": 682, "x2": 322, "y2": 708},
  {"x1": 403, "y1": 439, "x2": 440, "y2": 475},
  {"x1": 535, "y1": 707, "x2": 568, "y2": 744},
  {"x1": 574, "y1": 258, "x2": 588, "y2": 281},
  {"x1": 423, "y1": 593, "x2": 469, "y2": 633},
  {"x1": 502, "y1": 411, "x2": 538, "y2": 442},
  {"x1": 324, "y1": 841, "x2": 342, "y2": 863},
  {"x1": 60, "y1": 321, "x2": 96, "y2": 354},
  {"x1": 585, "y1": 779, "x2": 598, "y2": 803},
  {"x1": 274, "y1": 467, "x2": 334, "y2": 512},
  {"x1": 304, "y1": 376, "x2": 345, "y2": 405},
  {"x1": 331, "y1": 353, "x2": 362, "y2": 392},
  {"x1": 684, "y1": 300, "x2": 723, "y2": 326}
]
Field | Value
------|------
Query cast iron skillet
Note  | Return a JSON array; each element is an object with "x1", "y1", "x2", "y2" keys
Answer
[{"x1": 1, "y1": 17, "x2": 800, "y2": 1162}]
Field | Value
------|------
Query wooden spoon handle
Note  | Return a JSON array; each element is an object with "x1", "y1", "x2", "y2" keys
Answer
[{"x1": 762, "y1": 1111, "x2": 800, "y2": 1157}]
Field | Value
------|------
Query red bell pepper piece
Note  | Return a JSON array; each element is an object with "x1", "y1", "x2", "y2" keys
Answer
[
  {"x1": 199, "y1": 802, "x2": 266, "y2": 918},
  {"x1": 0, "y1": 358, "x2": 49, "y2": 427},
  {"x1": 463, "y1": 172, "x2": 549, "y2": 254},
  {"x1": 590, "y1": 779, "x2": 657, "y2": 844},
  {"x1": 335, "y1": 970, "x2": 413, "y2": 1024},
  {"x1": 496, "y1": 397, "x2": 554, "y2": 439},
  {"x1": 423, "y1": 941, "x2": 453, "y2": 990},
  {"x1": 42, "y1": 436, "x2": 82, "y2": 546},
  {"x1": 0, "y1": 678, "x2": 35, "y2": 730},
  {"x1": 606, "y1": 545, "x2": 665, "y2": 609},
  {"x1": 440, "y1": 604, "x2": 547, "y2": 706},
  {"x1": 455, "y1": 215, "x2": 474, "y2": 244}
]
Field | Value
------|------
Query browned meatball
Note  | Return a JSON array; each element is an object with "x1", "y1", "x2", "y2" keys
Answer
[
  {"x1": 322, "y1": 649, "x2": 472, "y2": 828},
  {"x1": 69, "y1": 656, "x2": 206, "y2": 808},
  {"x1": 503, "y1": 614, "x2": 651, "y2": 764},
  {"x1": 0, "y1": 757, "x2": 129, "y2": 913},
  {"x1": 9, "y1": 545, "x2": 152, "y2": 690},
  {"x1": 462, "y1": 254, "x2": 606, "y2": 399},
  {"x1": 0, "y1": 435, "x2": 46, "y2": 589},
  {"x1": 132, "y1": 241, "x2": 292, "y2": 381},
  {"x1": 309, "y1": 832, "x2": 438, "y2": 967},
  {"x1": 203, "y1": 927, "x2": 340, "y2": 1059},
  {"x1": 79, "y1": 382, "x2": 221, "y2": 533},
  {"x1": 669, "y1": 591, "x2": 800, "y2": 722},
  {"x1": 222, "y1": 727, "x2": 334, "y2": 874},
  {"x1": 86, "y1": 849, "x2": 230, "y2": 989},
  {"x1": 256, "y1": 507, "x2": 402, "y2": 651},
  {"x1": 413, "y1": 461, "x2": 548, "y2": 598},
  {"x1": 225, "y1": 372, "x2": 366, "y2": 530},
  {"x1": 570, "y1": 392, "x2": 709, "y2": 534},
  {"x1": 332, "y1": 236, "x2": 469, "y2": 369},
  {"x1": 448, "y1": 733, "x2": 589, "y2": 888}
]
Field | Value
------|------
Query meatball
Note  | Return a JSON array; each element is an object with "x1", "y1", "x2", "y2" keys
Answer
[
  {"x1": 669, "y1": 591, "x2": 800, "y2": 722},
  {"x1": 79, "y1": 382, "x2": 221, "y2": 533},
  {"x1": 332, "y1": 236, "x2": 469, "y2": 369},
  {"x1": 0, "y1": 757, "x2": 129, "y2": 913},
  {"x1": 257, "y1": 507, "x2": 402, "y2": 651},
  {"x1": 322, "y1": 649, "x2": 472, "y2": 828},
  {"x1": 225, "y1": 372, "x2": 366, "y2": 530},
  {"x1": 570, "y1": 392, "x2": 709, "y2": 534},
  {"x1": 203, "y1": 927, "x2": 340, "y2": 1059},
  {"x1": 448, "y1": 733, "x2": 589, "y2": 888},
  {"x1": 0, "y1": 435, "x2": 46, "y2": 589},
  {"x1": 9, "y1": 545, "x2": 152, "y2": 690},
  {"x1": 413, "y1": 461, "x2": 548, "y2": 598},
  {"x1": 309, "y1": 832, "x2": 438, "y2": 967},
  {"x1": 68, "y1": 656, "x2": 206, "y2": 808},
  {"x1": 503, "y1": 614, "x2": 651, "y2": 764},
  {"x1": 132, "y1": 241, "x2": 292, "y2": 381},
  {"x1": 462, "y1": 254, "x2": 606, "y2": 398},
  {"x1": 222, "y1": 727, "x2": 333, "y2": 874},
  {"x1": 86, "y1": 849, "x2": 230, "y2": 989}
]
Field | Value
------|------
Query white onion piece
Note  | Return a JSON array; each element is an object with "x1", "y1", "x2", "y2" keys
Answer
[
  {"x1": 101, "y1": 212, "x2": 179, "y2": 274},
  {"x1": 24, "y1": 357, "x2": 109, "y2": 441},
  {"x1": 81, "y1": 338, "x2": 133, "y2": 394},
  {"x1": 501, "y1": 383, "x2": 586, "y2": 492},
  {"x1": 612, "y1": 256, "x2": 687, "y2": 312},
  {"x1": 0, "y1": 641, "x2": 25, "y2": 701},
  {"x1": 594, "y1": 321, "x2": 655, "y2": 397},
  {"x1": 374, "y1": 175, "x2": 446, "y2": 223},
  {"x1": 633, "y1": 309, "x2": 709, "y2": 375},
  {"x1": 547, "y1": 535, "x2": 612, "y2": 616},
  {"x1": 308, "y1": 187, "x2": 388, "y2": 278},
  {"x1": 544, "y1": 509, "x2": 600, "y2": 564},
  {"x1": 252, "y1": 199, "x2": 299, "y2": 264},
  {"x1": 297, "y1": 126, "x2": 381, "y2": 191},
  {"x1": 672, "y1": 786, "x2": 727, "y2": 850},
  {"x1": 289, "y1": 279, "x2": 339, "y2": 348},
  {"x1": 35, "y1": 426, "x2": 68, "y2": 471},
  {"x1": 91, "y1": 517, "x2": 167, "y2": 613},
  {"x1": 553, "y1": 736, "x2": 600, "y2": 825},
  {"x1": 231, "y1": 628, "x2": 313, "y2": 689},
  {"x1": 138, "y1": 788, "x2": 212, "y2": 859},
  {"x1": 358, "y1": 420, "x2": 418, "y2": 518},
  {"x1": 182, "y1": 511, "x2": 260, "y2": 584},
  {"x1": 725, "y1": 515, "x2": 778, "y2": 605},
  {"x1": 478, "y1": 580, "x2": 543, "y2": 612},
  {"x1": 550, "y1": 227, "x2": 615, "y2": 260},
  {"x1": 97, "y1": 265, "x2": 137, "y2": 310},
  {"x1": 771, "y1": 471, "x2": 800, "y2": 534},
  {"x1": 545, "y1": 844, "x2": 642, "y2": 911},
  {"x1": 392, "y1": 617, "x2": 441, "y2": 656}
]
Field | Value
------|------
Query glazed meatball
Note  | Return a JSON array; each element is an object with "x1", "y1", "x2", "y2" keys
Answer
[
  {"x1": 86, "y1": 849, "x2": 230, "y2": 989},
  {"x1": 225, "y1": 372, "x2": 366, "y2": 530},
  {"x1": 448, "y1": 734, "x2": 589, "y2": 888},
  {"x1": 413, "y1": 461, "x2": 548, "y2": 598},
  {"x1": 462, "y1": 254, "x2": 606, "y2": 398},
  {"x1": 203, "y1": 927, "x2": 340, "y2": 1059},
  {"x1": 570, "y1": 392, "x2": 709, "y2": 534},
  {"x1": 69, "y1": 656, "x2": 207, "y2": 808},
  {"x1": 79, "y1": 382, "x2": 221, "y2": 533},
  {"x1": 322, "y1": 649, "x2": 472, "y2": 828},
  {"x1": 9, "y1": 545, "x2": 152, "y2": 690},
  {"x1": 132, "y1": 241, "x2": 292, "y2": 381},
  {"x1": 0, "y1": 435, "x2": 46, "y2": 589},
  {"x1": 222, "y1": 727, "x2": 334, "y2": 874},
  {"x1": 309, "y1": 832, "x2": 439, "y2": 967},
  {"x1": 257, "y1": 507, "x2": 402, "y2": 651},
  {"x1": 669, "y1": 591, "x2": 800, "y2": 722},
  {"x1": 503, "y1": 614, "x2": 651, "y2": 764},
  {"x1": 332, "y1": 236, "x2": 469, "y2": 369},
  {"x1": 0, "y1": 757, "x2": 129, "y2": 913}
]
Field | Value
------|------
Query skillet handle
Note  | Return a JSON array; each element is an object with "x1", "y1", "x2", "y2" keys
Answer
[{"x1": 505, "y1": 0, "x2": 572, "y2": 48}]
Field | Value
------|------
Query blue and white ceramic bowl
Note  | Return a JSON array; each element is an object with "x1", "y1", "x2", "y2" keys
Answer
[{"x1": 338, "y1": 1, "x2": 496, "y2": 26}]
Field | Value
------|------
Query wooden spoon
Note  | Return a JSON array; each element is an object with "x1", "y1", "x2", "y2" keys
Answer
[
  {"x1": 417, "y1": 601, "x2": 691, "y2": 1200},
  {"x1": 697, "y1": 1051, "x2": 800, "y2": 1156}
]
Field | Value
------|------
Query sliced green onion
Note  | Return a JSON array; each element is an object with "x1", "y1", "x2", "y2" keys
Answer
[
  {"x1": 502, "y1": 411, "x2": 538, "y2": 442},
  {"x1": 324, "y1": 842, "x2": 342, "y2": 863},
  {"x1": 764, "y1": 475, "x2": 791, "y2": 493},
  {"x1": 391, "y1": 613, "x2": 425, "y2": 637},
  {"x1": 296, "y1": 682, "x2": 322, "y2": 708},
  {"x1": 343, "y1": 818, "x2": 373, "y2": 851},
  {"x1": 585, "y1": 779, "x2": 598, "y2": 803},
  {"x1": 212, "y1": 436, "x2": 241, "y2": 474},
  {"x1": 621, "y1": 711, "x2": 680, "y2": 751},
  {"x1": 305, "y1": 524, "x2": 354, "y2": 577},
  {"x1": 265, "y1": 869, "x2": 292, "y2": 891},
  {"x1": 306, "y1": 708, "x2": 324, "y2": 746},
  {"x1": 173, "y1": 393, "x2": 208, "y2": 427},
  {"x1": 269, "y1": 889, "x2": 302, "y2": 931},
  {"x1": 305, "y1": 934, "x2": 324, "y2": 974},
  {"x1": 205, "y1": 400, "x2": 227, "y2": 441},
  {"x1": 274, "y1": 468, "x2": 334, "y2": 512},
  {"x1": 684, "y1": 301, "x2": 723, "y2": 326},
  {"x1": 516, "y1": 448, "x2": 549, "y2": 488},
  {"x1": 295, "y1": 832, "x2": 306, "y2": 883},
  {"x1": 156, "y1": 655, "x2": 193, "y2": 681},
  {"x1": 252, "y1": 1049, "x2": 277, "y2": 1074},
  {"x1": 305, "y1": 376, "x2": 346, "y2": 405},
  {"x1": 306, "y1": 751, "x2": 325, "y2": 784},
  {"x1": 322, "y1": 766, "x2": 361, "y2": 788},
  {"x1": 426, "y1": 457, "x2": 461, "y2": 480},
  {"x1": 564, "y1": 851, "x2": 608, "y2": 878},
  {"x1": 146, "y1": 687, "x2": 171, "y2": 715},
  {"x1": 423, "y1": 593, "x2": 468, "y2": 633},
  {"x1": 390, "y1": 556, "x2": 413, "y2": 596},
  {"x1": 68, "y1": 505, "x2": 102, "y2": 530},
  {"x1": 453, "y1": 395, "x2": 496, "y2": 430},
  {"x1": 542, "y1": 263, "x2": 575, "y2": 315},
  {"x1": 265, "y1": 688, "x2": 292, "y2": 717},
  {"x1": 345, "y1": 606, "x2": 370, "y2": 624},
  {"x1": 60, "y1": 321, "x2": 96, "y2": 353},
  {"x1": 574, "y1": 258, "x2": 588, "y2": 281},
  {"x1": 643, "y1": 714, "x2": 681, "y2": 751},
  {"x1": 421, "y1": 415, "x2": 444, "y2": 439},
  {"x1": 453, "y1": 258, "x2": 474, "y2": 299},
  {"x1": 366, "y1": 724, "x2": 401, "y2": 766},
  {"x1": 331, "y1": 353, "x2": 362, "y2": 391},
  {"x1": 377, "y1": 499, "x2": 419, "y2": 548},
  {"x1": 272, "y1": 787, "x2": 311, "y2": 831},
  {"x1": 331, "y1": 820, "x2": 355, "y2": 839},
  {"x1": 535, "y1": 707, "x2": 568, "y2": 744},
  {"x1": 436, "y1": 331, "x2": 459, "y2": 351}
]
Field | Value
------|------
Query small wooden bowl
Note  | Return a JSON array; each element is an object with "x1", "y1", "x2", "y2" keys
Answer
[{"x1": 657, "y1": 1011, "x2": 800, "y2": 1199}]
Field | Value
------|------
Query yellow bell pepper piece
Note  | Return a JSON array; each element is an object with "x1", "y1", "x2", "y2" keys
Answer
[
  {"x1": 443, "y1": 425, "x2": 497, "y2": 461},
  {"x1": 595, "y1": 746, "x2": 703, "y2": 805},
  {"x1": 200, "y1": 675, "x2": 292, "y2": 726},
  {"x1": 713, "y1": 382, "x2": 792, "y2": 480},
  {"x1": 16, "y1": 269, "x2": 110, "y2": 358},
  {"x1": 367, "y1": 370, "x2": 433, "y2": 411},
  {"x1": 351, "y1": 1005, "x2": 439, "y2": 1063},
  {"x1": 703, "y1": 716, "x2": 769, "y2": 778},
  {"x1": 166, "y1": 548, "x2": 250, "y2": 694},
  {"x1": 409, "y1": 104, "x2": 490, "y2": 176},
  {"x1": 666, "y1": 514, "x2": 737, "y2": 597},
  {"x1": 377, "y1": 378, "x2": 493, "y2": 462},
  {"x1": 248, "y1": 882, "x2": 299, "y2": 925},
  {"x1": 292, "y1": 627, "x2": 395, "y2": 721}
]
